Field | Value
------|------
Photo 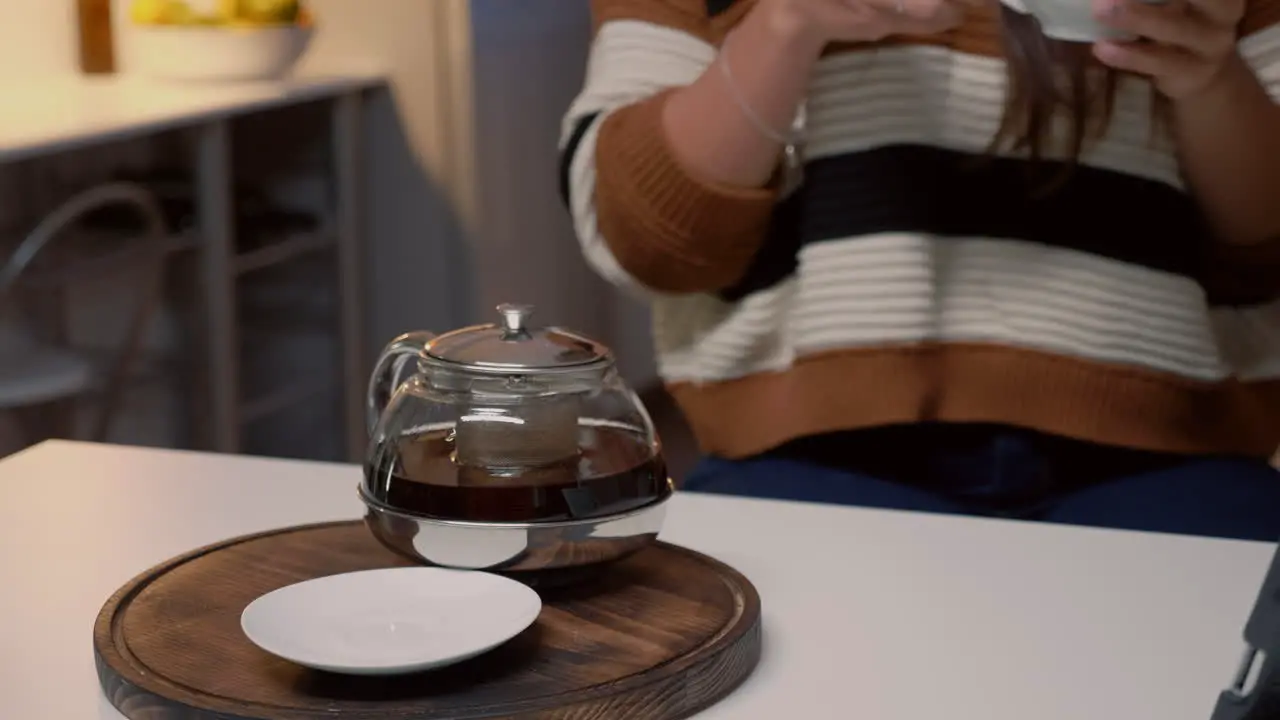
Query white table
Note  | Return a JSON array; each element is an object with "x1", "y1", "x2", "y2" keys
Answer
[
  {"x1": 0, "y1": 440, "x2": 1272, "y2": 720},
  {"x1": 0, "y1": 70, "x2": 385, "y2": 459}
]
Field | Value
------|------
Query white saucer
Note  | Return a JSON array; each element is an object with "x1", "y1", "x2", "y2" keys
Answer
[{"x1": 240, "y1": 567, "x2": 542, "y2": 676}]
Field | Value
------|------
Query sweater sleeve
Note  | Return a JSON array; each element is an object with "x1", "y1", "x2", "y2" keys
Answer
[
  {"x1": 558, "y1": 0, "x2": 777, "y2": 296},
  {"x1": 1203, "y1": 0, "x2": 1280, "y2": 303}
]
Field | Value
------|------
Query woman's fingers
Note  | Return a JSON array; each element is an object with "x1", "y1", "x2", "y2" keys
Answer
[
  {"x1": 1097, "y1": 0, "x2": 1234, "y2": 57},
  {"x1": 811, "y1": 0, "x2": 969, "y2": 42}
]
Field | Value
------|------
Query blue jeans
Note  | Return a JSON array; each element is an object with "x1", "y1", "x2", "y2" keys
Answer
[{"x1": 683, "y1": 426, "x2": 1280, "y2": 542}]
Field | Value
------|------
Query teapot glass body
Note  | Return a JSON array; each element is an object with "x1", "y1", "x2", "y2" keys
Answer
[{"x1": 360, "y1": 305, "x2": 672, "y2": 527}]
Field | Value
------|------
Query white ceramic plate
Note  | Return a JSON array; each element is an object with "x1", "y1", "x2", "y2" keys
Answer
[{"x1": 240, "y1": 567, "x2": 542, "y2": 675}]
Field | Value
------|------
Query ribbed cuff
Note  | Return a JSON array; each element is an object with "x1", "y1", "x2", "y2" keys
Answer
[{"x1": 595, "y1": 90, "x2": 777, "y2": 293}]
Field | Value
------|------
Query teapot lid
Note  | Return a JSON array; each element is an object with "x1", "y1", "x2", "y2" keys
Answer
[{"x1": 424, "y1": 303, "x2": 611, "y2": 374}]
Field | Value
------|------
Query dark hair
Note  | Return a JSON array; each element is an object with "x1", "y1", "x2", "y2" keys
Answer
[{"x1": 990, "y1": 6, "x2": 1162, "y2": 188}]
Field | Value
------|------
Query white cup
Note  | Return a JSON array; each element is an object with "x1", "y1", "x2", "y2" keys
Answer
[{"x1": 1003, "y1": 0, "x2": 1163, "y2": 42}]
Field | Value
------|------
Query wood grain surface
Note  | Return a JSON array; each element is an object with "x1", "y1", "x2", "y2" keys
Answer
[{"x1": 94, "y1": 521, "x2": 762, "y2": 720}]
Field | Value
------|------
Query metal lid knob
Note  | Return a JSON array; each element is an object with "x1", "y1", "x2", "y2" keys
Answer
[
  {"x1": 421, "y1": 300, "x2": 611, "y2": 373},
  {"x1": 497, "y1": 303, "x2": 534, "y2": 339}
]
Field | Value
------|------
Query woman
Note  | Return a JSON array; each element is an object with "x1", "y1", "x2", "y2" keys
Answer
[{"x1": 558, "y1": 0, "x2": 1280, "y2": 540}]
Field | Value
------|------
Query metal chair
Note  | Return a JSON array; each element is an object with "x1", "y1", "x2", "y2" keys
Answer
[{"x1": 0, "y1": 182, "x2": 169, "y2": 446}]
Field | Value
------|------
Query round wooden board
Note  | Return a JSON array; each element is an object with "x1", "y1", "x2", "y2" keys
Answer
[{"x1": 94, "y1": 520, "x2": 762, "y2": 720}]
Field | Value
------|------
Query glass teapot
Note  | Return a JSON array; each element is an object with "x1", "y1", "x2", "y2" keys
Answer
[{"x1": 361, "y1": 304, "x2": 671, "y2": 526}]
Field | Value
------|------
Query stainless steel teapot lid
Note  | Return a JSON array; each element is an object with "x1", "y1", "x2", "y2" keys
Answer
[{"x1": 423, "y1": 303, "x2": 611, "y2": 375}]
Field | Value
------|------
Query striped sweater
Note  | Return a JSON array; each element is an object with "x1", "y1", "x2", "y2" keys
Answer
[{"x1": 560, "y1": 0, "x2": 1280, "y2": 460}]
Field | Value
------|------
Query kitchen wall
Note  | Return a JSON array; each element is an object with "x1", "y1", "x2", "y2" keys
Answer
[
  {"x1": 295, "y1": 0, "x2": 657, "y2": 384},
  {"x1": 465, "y1": 0, "x2": 657, "y2": 384},
  {"x1": 292, "y1": 0, "x2": 477, "y2": 356},
  {"x1": 0, "y1": 2, "x2": 77, "y2": 81}
]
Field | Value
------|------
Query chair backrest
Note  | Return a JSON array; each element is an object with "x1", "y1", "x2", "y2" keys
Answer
[
  {"x1": 0, "y1": 182, "x2": 167, "y2": 297},
  {"x1": 0, "y1": 182, "x2": 170, "y2": 440}
]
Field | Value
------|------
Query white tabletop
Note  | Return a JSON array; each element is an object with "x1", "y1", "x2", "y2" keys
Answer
[
  {"x1": 0, "y1": 69, "x2": 384, "y2": 163},
  {"x1": 0, "y1": 440, "x2": 1270, "y2": 720}
]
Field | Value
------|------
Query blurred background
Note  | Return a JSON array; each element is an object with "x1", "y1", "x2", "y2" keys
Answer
[{"x1": 0, "y1": 0, "x2": 697, "y2": 475}]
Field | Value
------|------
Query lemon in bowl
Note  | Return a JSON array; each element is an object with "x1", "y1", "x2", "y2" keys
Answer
[{"x1": 124, "y1": 0, "x2": 316, "y2": 82}]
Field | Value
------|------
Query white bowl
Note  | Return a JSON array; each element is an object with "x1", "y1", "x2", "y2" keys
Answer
[{"x1": 123, "y1": 24, "x2": 314, "y2": 82}]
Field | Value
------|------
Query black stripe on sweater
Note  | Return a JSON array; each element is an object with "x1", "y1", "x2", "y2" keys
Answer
[
  {"x1": 721, "y1": 144, "x2": 1213, "y2": 302},
  {"x1": 706, "y1": 0, "x2": 741, "y2": 16},
  {"x1": 558, "y1": 111, "x2": 602, "y2": 211}
]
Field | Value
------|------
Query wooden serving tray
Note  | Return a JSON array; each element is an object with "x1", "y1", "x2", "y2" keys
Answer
[{"x1": 94, "y1": 520, "x2": 762, "y2": 720}]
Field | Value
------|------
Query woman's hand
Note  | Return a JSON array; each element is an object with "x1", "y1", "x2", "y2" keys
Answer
[
  {"x1": 1091, "y1": 0, "x2": 1245, "y2": 99},
  {"x1": 763, "y1": 0, "x2": 973, "y2": 49}
]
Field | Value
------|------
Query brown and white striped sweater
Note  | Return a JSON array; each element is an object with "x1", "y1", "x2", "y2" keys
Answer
[{"x1": 559, "y1": 0, "x2": 1280, "y2": 460}]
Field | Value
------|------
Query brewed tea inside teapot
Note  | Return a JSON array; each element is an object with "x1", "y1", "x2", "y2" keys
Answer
[{"x1": 360, "y1": 304, "x2": 672, "y2": 535}]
